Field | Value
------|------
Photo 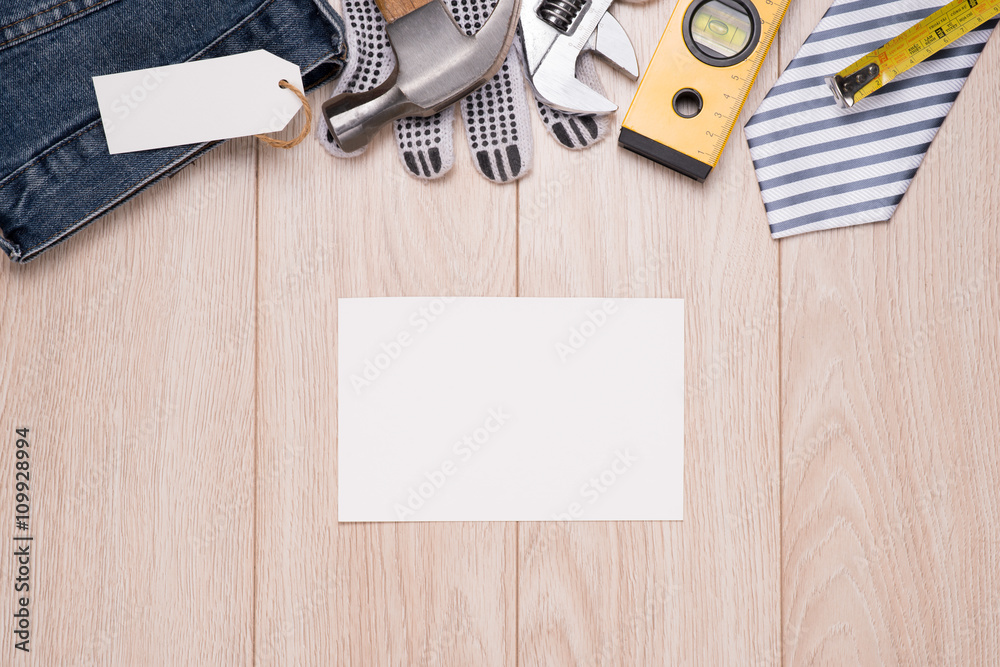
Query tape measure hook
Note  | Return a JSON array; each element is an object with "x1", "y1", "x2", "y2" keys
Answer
[{"x1": 826, "y1": 63, "x2": 880, "y2": 109}]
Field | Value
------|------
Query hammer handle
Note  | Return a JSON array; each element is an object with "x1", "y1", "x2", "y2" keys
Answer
[{"x1": 376, "y1": 0, "x2": 435, "y2": 22}]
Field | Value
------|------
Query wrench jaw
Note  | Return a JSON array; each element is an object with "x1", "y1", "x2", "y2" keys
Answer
[
  {"x1": 520, "y1": 0, "x2": 639, "y2": 115},
  {"x1": 529, "y1": 48, "x2": 618, "y2": 114},
  {"x1": 587, "y1": 11, "x2": 639, "y2": 79},
  {"x1": 324, "y1": 0, "x2": 521, "y2": 152}
]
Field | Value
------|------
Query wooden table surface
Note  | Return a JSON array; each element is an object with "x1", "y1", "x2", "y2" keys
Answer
[{"x1": 1, "y1": 0, "x2": 998, "y2": 664}]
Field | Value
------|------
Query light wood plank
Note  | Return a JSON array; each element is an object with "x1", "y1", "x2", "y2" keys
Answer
[
  {"x1": 254, "y1": 83, "x2": 518, "y2": 665},
  {"x1": 779, "y1": 2, "x2": 1000, "y2": 663},
  {"x1": 0, "y1": 140, "x2": 256, "y2": 665},
  {"x1": 515, "y1": 0, "x2": 782, "y2": 663},
  {"x1": 8, "y1": 0, "x2": 996, "y2": 662}
]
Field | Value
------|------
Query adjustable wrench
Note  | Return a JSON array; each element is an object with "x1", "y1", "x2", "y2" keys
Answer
[{"x1": 520, "y1": 0, "x2": 640, "y2": 114}]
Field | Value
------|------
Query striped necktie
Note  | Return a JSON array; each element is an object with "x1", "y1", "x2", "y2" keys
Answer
[{"x1": 744, "y1": 0, "x2": 998, "y2": 238}]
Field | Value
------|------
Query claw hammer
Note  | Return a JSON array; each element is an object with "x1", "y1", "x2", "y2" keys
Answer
[{"x1": 323, "y1": 0, "x2": 521, "y2": 152}]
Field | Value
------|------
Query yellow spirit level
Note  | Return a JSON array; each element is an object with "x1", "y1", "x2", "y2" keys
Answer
[
  {"x1": 619, "y1": 0, "x2": 790, "y2": 182},
  {"x1": 827, "y1": 0, "x2": 1000, "y2": 108}
]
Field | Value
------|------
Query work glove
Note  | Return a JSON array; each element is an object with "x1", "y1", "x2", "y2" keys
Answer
[{"x1": 318, "y1": 0, "x2": 644, "y2": 183}]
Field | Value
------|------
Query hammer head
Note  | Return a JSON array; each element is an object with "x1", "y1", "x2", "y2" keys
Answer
[{"x1": 324, "y1": 0, "x2": 521, "y2": 153}]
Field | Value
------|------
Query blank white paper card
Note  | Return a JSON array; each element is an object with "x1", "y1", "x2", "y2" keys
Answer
[{"x1": 338, "y1": 297, "x2": 684, "y2": 522}]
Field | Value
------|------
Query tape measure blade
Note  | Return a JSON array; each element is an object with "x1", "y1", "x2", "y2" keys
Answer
[{"x1": 831, "y1": 0, "x2": 1000, "y2": 107}]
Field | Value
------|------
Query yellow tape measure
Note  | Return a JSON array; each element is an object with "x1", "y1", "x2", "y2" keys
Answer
[
  {"x1": 828, "y1": 0, "x2": 1000, "y2": 108},
  {"x1": 619, "y1": 0, "x2": 791, "y2": 182}
]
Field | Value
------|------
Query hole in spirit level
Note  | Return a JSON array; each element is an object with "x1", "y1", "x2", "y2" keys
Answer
[{"x1": 672, "y1": 88, "x2": 703, "y2": 118}]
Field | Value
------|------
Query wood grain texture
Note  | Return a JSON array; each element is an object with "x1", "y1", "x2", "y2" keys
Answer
[
  {"x1": 0, "y1": 140, "x2": 256, "y2": 665},
  {"x1": 515, "y1": 0, "x2": 781, "y2": 664},
  {"x1": 375, "y1": 0, "x2": 435, "y2": 22},
  {"x1": 1, "y1": 0, "x2": 999, "y2": 664},
  {"x1": 254, "y1": 81, "x2": 518, "y2": 666},
  {"x1": 778, "y1": 2, "x2": 1000, "y2": 665}
]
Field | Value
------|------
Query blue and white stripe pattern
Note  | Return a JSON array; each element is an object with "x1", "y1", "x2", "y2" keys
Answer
[{"x1": 744, "y1": 0, "x2": 998, "y2": 238}]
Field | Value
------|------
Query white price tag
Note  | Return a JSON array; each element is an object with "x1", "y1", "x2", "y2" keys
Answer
[{"x1": 93, "y1": 50, "x2": 304, "y2": 154}]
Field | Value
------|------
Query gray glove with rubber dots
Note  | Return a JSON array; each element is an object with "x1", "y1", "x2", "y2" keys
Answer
[{"x1": 318, "y1": 0, "x2": 647, "y2": 183}]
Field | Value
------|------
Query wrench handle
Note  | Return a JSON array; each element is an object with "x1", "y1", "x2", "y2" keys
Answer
[{"x1": 376, "y1": 0, "x2": 435, "y2": 22}]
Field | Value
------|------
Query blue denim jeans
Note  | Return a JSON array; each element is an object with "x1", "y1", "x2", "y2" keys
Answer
[{"x1": 1, "y1": 0, "x2": 346, "y2": 262}]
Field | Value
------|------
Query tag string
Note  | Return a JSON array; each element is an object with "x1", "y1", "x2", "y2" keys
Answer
[{"x1": 255, "y1": 79, "x2": 312, "y2": 149}]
